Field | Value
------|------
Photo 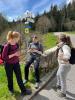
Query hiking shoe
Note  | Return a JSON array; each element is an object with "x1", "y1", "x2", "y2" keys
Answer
[
  {"x1": 39, "y1": 80, "x2": 42, "y2": 83},
  {"x1": 9, "y1": 90, "x2": 14, "y2": 95},
  {"x1": 35, "y1": 82, "x2": 39, "y2": 89},
  {"x1": 23, "y1": 79, "x2": 28, "y2": 84},
  {"x1": 21, "y1": 89, "x2": 32, "y2": 96}
]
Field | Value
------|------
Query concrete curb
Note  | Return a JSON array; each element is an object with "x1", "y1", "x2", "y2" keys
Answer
[{"x1": 28, "y1": 67, "x2": 58, "y2": 100}]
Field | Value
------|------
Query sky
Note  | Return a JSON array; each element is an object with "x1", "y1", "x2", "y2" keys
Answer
[{"x1": 0, "y1": 0, "x2": 73, "y2": 21}]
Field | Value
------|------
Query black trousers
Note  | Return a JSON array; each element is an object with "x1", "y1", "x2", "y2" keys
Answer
[
  {"x1": 4, "y1": 62, "x2": 26, "y2": 92},
  {"x1": 25, "y1": 55, "x2": 40, "y2": 82}
]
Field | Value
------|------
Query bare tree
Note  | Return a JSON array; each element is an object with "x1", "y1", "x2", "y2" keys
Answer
[
  {"x1": 0, "y1": 13, "x2": 9, "y2": 34},
  {"x1": 64, "y1": 20, "x2": 75, "y2": 31},
  {"x1": 36, "y1": 15, "x2": 51, "y2": 34},
  {"x1": 50, "y1": 16, "x2": 57, "y2": 31}
]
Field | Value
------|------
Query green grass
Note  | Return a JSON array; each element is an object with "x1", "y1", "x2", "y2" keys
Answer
[
  {"x1": 0, "y1": 64, "x2": 35, "y2": 100},
  {"x1": 42, "y1": 33, "x2": 57, "y2": 50},
  {"x1": 65, "y1": 31, "x2": 75, "y2": 34}
]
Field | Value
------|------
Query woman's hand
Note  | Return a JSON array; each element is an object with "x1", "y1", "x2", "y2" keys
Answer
[
  {"x1": 28, "y1": 49, "x2": 34, "y2": 53},
  {"x1": 33, "y1": 49, "x2": 42, "y2": 55},
  {"x1": 9, "y1": 51, "x2": 20, "y2": 59},
  {"x1": 28, "y1": 49, "x2": 42, "y2": 55}
]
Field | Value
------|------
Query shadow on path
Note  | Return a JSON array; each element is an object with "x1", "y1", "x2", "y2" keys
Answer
[
  {"x1": 33, "y1": 94, "x2": 49, "y2": 100},
  {"x1": 67, "y1": 91, "x2": 75, "y2": 99}
]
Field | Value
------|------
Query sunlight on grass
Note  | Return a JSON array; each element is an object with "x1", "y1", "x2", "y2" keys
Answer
[
  {"x1": 43, "y1": 33, "x2": 57, "y2": 50},
  {"x1": 66, "y1": 31, "x2": 75, "y2": 34}
]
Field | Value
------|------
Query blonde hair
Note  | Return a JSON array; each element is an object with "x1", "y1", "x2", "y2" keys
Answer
[
  {"x1": 7, "y1": 31, "x2": 20, "y2": 41},
  {"x1": 7, "y1": 31, "x2": 13, "y2": 40}
]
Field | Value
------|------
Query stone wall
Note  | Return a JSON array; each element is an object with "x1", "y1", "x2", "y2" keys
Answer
[{"x1": 40, "y1": 46, "x2": 58, "y2": 72}]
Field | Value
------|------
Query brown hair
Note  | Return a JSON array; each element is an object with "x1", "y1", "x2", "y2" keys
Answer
[
  {"x1": 66, "y1": 36, "x2": 72, "y2": 47},
  {"x1": 58, "y1": 34, "x2": 72, "y2": 47},
  {"x1": 13, "y1": 31, "x2": 20, "y2": 39},
  {"x1": 59, "y1": 34, "x2": 67, "y2": 43}
]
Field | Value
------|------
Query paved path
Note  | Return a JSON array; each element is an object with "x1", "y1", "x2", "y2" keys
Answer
[{"x1": 33, "y1": 34, "x2": 75, "y2": 100}]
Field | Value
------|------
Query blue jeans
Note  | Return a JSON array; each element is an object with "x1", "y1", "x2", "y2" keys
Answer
[{"x1": 25, "y1": 55, "x2": 40, "y2": 82}]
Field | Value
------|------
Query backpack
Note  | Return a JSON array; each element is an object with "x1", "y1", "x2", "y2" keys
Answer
[
  {"x1": 0, "y1": 44, "x2": 5, "y2": 64},
  {"x1": 0, "y1": 44, "x2": 4, "y2": 54},
  {"x1": 60, "y1": 45, "x2": 75, "y2": 64},
  {"x1": 69, "y1": 48, "x2": 75, "y2": 64}
]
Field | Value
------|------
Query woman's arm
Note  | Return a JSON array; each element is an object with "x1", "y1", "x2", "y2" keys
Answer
[
  {"x1": 2, "y1": 44, "x2": 20, "y2": 60},
  {"x1": 8, "y1": 52, "x2": 19, "y2": 59},
  {"x1": 58, "y1": 45, "x2": 71, "y2": 61},
  {"x1": 62, "y1": 45, "x2": 71, "y2": 60}
]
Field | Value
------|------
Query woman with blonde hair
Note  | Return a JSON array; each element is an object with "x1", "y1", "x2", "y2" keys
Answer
[{"x1": 2, "y1": 31, "x2": 31, "y2": 95}]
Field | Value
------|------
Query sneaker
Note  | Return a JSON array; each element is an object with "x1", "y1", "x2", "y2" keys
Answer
[
  {"x1": 39, "y1": 80, "x2": 42, "y2": 83},
  {"x1": 21, "y1": 89, "x2": 32, "y2": 96},
  {"x1": 9, "y1": 90, "x2": 14, "y2": 95},
  {"x1": 23, "y1": 79, "x2": 28, "y2": 84},
  {"x1": 35, "y1": 82, "x2": 39, "y2": 89}
]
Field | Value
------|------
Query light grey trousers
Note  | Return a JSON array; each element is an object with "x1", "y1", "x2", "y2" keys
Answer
[{"x1": 57, "y1": 63, "x2": 71, "y2": 94}]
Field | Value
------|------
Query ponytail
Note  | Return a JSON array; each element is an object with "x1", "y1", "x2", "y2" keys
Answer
[{"x1": 66, "y1": 36, "x2": 72, "y2": 48}]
